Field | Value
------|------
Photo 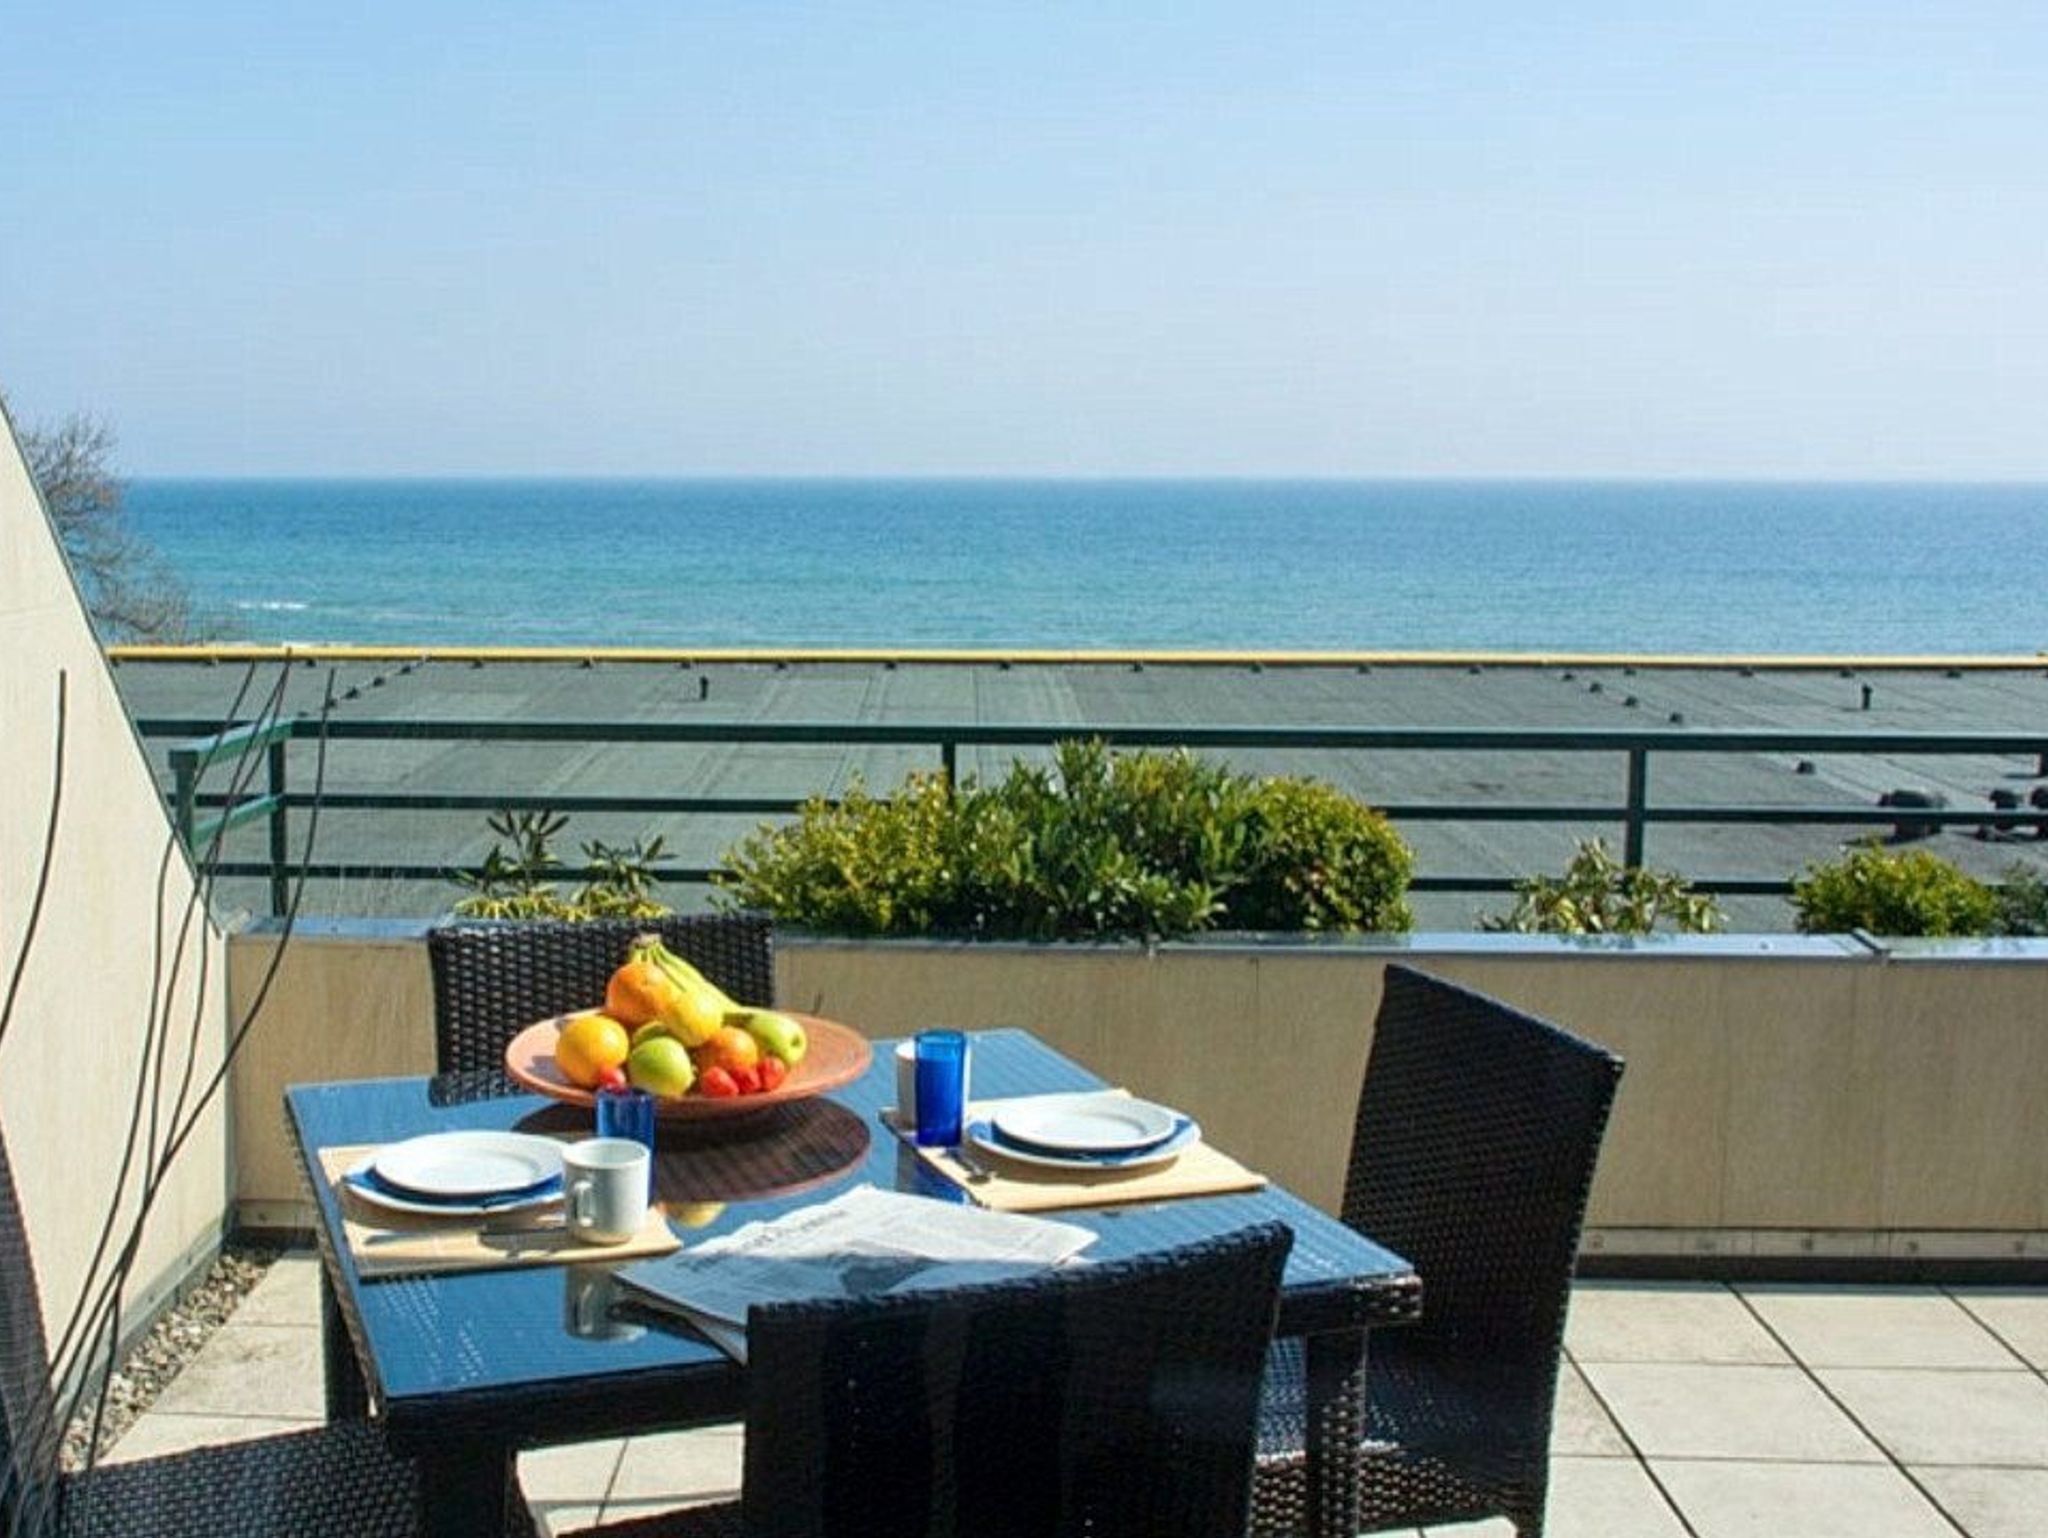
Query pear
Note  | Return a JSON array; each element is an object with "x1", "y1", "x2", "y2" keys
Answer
[
  {"x1": 625, "y1": 1035, "x2": 696, "y2": 1099},
  {"x1": 729, "y1": 1007, "x2": 807, "y2": 1067}
]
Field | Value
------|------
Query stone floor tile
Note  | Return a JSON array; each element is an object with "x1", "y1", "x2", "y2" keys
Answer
[
  {"x1": 536, "y1": 1505, "x2": 605, "y2": 1538},
  {"x1": 1578, "y1": 1363, "x2": 1880, "y2": 1463},
  {"x1": 1912, "y1": 1465, "x2": 2048, "y2": 1538},
  {"x1": 1950, "y1": 1288, "x2": 2048, "y2": 1371},
  {"x1": 520, "y1": 1438, "x2": 625, "y2": 1538},
  {"x1": 1740, "y1": 1284, "x2": 2021, "y2": 1369},
  {"x1": 232, "y1": 1252, "x2": 323, "y2": 1327},
  {"x1": 1543, "y1": 1455, "x2": 1689, "y2": 1537},
  {"x1": 1651, "y1": 1459, "x2": 1961, "y2": 1538},
  {"x1": 145, "y1": 1322, "x2": 326, "y2": 1421},
  {"x1": 1819, "y1": 1368, "x2": 2048, "y2": 1467},
  {"x1": 1553, "y1": 1363, "x2": 1632, "y2": 1457},
  {"x1": 102, "y1": 1412, "x2": 311, "y2": 1465},
  {"x1": 605, "y1": 1425, "x2": 744, "y2": 1519},
  {"x1": 1566, "y1": 1281, "x2": 1787, "y2": 1365},
  {"x1": 520, "y1": 1438, "x2": 626, "y2": 1503}
]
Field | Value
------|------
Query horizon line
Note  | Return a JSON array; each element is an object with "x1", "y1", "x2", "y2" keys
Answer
[{"x1": 124, "y1": 471, "x2": 2048, "y2": 487}]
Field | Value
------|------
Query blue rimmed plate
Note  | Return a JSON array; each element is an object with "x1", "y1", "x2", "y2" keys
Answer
[
  {"x1": 990, "y1": 1093, "x2": 1182, "y2": 1155},
  {"x1": 966, "y1": 1114, "x2": 1200, "y2": 1172},
  {"x1": 343, "y1": 1155, "x2": 564, "y2": 1218},
  {"x1": 372, "y1": 1130, "x2": 564, "y2": 1199}
]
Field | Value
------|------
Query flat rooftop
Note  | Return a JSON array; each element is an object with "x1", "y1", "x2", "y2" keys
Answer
[{"x1": 109, "y1": 653, "x2": 2048, "y2": 927}]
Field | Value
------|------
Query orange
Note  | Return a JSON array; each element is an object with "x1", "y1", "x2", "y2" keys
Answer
[
  {"x1": 604, "y1": 959, "x2": 677, "y2": 1028},
  {"x1": 690, "y1": 1025, "x2": 762, "y2": 1079},
  {"x1": 555, "y1": 1012, "x2": 631, "y2": 1089}
]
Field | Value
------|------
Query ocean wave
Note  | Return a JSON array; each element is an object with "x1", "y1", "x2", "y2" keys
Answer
[{"x1": 237, "y1": 599, "x2": 311, "y2": 612}]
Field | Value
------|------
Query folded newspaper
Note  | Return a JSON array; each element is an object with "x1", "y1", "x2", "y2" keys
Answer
[{"x1": 615, "y1": 1185, "x2": 1096, "y2": 1361}]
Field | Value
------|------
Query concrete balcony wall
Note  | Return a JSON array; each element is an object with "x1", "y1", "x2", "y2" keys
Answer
[
  {"x1": 227, "y1": 924, "x2": 2048, "y2": 1267},
  {"x1": 0, "y1": 407, "x2": 232, "y2": 1339}
]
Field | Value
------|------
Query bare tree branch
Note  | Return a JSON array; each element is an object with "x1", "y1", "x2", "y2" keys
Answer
[{"x1": 3, "y1": 395, "x2": 223, "y2": 643}]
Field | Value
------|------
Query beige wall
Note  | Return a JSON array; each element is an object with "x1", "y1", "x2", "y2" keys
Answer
[
  {"x1": 228, "y1": 928, "x2": 437, "y2": 1227},
  {"x1": 0, "y1": 406, "x2": 232, "y2": 1347},
  {"x1": 227, "y1": 926, "x2": 2048, "y2": 1264}
]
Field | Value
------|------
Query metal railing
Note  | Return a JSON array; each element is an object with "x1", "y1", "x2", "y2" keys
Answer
[{"x1": 135, "y1": 715, "x2": 2048, "y2": 917}]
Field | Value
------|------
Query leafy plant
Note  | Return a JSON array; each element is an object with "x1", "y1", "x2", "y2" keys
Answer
[
  {"x1": 575, "y1": 835, "x2": 671, "y2": 920},
  {"x1": 980, "y1": 741, "x2": 1248, "y2": 940},
  {"x1": 716, "y1": 740, "x2": 1414, "y2": 942},
  {"x1": 451, "y1": 809, "x2": 674, "y2": 921},
  {"x1": 1789, "y1": 841, "x2": 1998, "y2": 937},
  {"x1": 1483, "y1": 838, "x2": 1724, "y2": 935},
  {"x1": 1232, "y1": 777, "x2": 1414, "y2": 932},
  {"x1": 1992, "y1": 863, "x2": 2048, "y2": 937},
  {"x1": 718, "y1": 772, "x2": 976, "y2": 937}
]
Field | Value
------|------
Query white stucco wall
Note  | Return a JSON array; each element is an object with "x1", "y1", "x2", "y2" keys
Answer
[{"x1": 0, "y1": 403, "x2": 230, "y2": 1356}]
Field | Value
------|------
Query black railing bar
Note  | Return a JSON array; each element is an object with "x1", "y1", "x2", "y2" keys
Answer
[
  {"x1": 176, "y1": 789, "x2": 2048, "y2": 831},
  {"x1": 198, "y1": 860, "x2": 1805, "y2": 901},
  {"x1": 199, "y1": 862, "x2": 728, "y2": 884},
  {"x1": 132, "y1": 717, "x2": 2048, "y2": 756},
  {"x1": 186, "y1": 792, "x2": 812, "y2": 816}
]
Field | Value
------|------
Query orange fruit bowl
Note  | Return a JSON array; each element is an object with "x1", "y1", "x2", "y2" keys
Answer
[{"x1": 502, "y1": 1011, "x2": 873, "y2": 1119}]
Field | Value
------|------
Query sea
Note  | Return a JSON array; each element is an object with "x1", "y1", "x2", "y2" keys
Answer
[{"x1": 126, "y1": 479, "x2": 2048, "y2": 655}]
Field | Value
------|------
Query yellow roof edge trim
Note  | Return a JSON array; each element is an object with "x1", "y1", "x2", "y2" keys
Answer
[{"x1": 105, "y1": 644, "x2": 2048, "y2": 670}]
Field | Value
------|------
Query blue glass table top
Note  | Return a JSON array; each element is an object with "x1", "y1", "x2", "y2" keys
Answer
[{"x1": 287, "y1": 1027, "x2": 1417, "y2": 1447}]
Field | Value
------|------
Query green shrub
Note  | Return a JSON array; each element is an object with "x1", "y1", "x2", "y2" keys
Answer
[
  {"x1": 716, "y1": 772, "x2": 981, "y2": 937},
  {"x1": 1790, "y1": 842, "x2": 1998, "y2": 937},
  {"x1": 1482, "y1": 839, "x2": 1724, "y2": 936},
  {"x1": 1231, "y1": 778, "x2": 1414, "y2": 932},
  {"x1": 1992, "y1": 864, "x2": 2048, "y2": 937},
  {"x1": 717, "y1": 740, "x2": 1413, "y2": 941}
]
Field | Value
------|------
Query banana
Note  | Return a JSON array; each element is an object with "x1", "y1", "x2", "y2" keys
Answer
[{"x1": 626, "y1": 934, "x2": 732, "y2": 1047}]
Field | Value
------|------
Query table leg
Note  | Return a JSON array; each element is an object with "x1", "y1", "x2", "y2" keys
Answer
[
  {"x1": 1302, "y1": 1328, "x2": 1367, "y2": 1538},
  {"x1": 418, "y1": 1442, "x2": 520, "y2": 1538},
  {"x1": 320, "y1": 1267, "x2": 370, "y2": 1421}
]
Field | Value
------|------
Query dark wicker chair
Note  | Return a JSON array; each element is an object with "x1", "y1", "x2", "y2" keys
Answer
[
  {"x1": 571, "y1": 1222, "x2": 1294, "y2": 1538},
  {"x1": 1250, "y1": 965, "x2": 1625, "y2": 1538},
  {"x1": 426, "y1": 913, "x2": 775, "y2": 1075},
  {"x1": 0, "y1": 1116, "x2": 530, "y2": 1538}
]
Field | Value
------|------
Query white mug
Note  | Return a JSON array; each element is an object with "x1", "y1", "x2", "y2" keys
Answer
[
  {"x1": 894, "y1": 1040, "x2": 920, "y2": 1124},
  {"x1": 562, "y1": 1137, "x2": 650, "y2": 1245}
]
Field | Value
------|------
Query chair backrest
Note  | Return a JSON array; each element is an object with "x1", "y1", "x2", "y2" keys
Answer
[
  {"x1": 0, "y1": 1119, "x2": 62, "y2": 1538},
  {"x1": 738, "y1": 1222, "x2": 1292, "y2": 1538},
  {"x1": 1344, "y1": 966, "x2": 1623, "y2": 1376},
  {"x1": 426, "y1": 912, "x2": 775, "y2": 1074}
]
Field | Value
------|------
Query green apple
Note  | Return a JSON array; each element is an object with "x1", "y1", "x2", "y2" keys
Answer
[
  {"x1": 626, "y1": 1034, "x2": 696, "y2": 1098},
  {"x1": 730, "y1": 1007, "x2": 807, "y2": 1067}
]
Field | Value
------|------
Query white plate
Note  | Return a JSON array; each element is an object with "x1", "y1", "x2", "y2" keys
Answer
[
  {"x1": 344, "y1": 1157, "x2": 564, "y2": 1218},
  {"x1": 372, "y1": 1131, "x2": 565, "y2": 1199},
  {"x1": 965, "y1": 1115, "x2": 1199, "y2": 1172},
  {"x1": 991, "y1": 1093, "x2": 1182, "y2": 1155}
]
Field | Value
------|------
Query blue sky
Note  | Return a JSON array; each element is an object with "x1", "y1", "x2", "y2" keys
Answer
[{"x1": 2, "y1": 2, "x2": 2044, "y2": 476}]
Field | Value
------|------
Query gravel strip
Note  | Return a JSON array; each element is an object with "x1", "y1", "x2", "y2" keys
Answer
[{"x1": 59, "y1": 1242, "x2": 284, "y2": 1471}]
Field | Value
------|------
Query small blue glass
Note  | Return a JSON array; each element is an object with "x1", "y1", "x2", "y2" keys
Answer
[
  {"x1": 913, "y1": 1030, "x2": 969, "y2": 1147},
  {"x1": 595, "y1": 1087, "x2": 657, "y2": 1196}
]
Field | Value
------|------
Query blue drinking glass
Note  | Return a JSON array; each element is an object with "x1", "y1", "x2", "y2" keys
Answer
[
  {"x1": 913, "y1": 1030, "x2": 969, "y2": 1147},
  {"x1": 595, "y1": 1087, "x2": 658, "y2": 1196}
]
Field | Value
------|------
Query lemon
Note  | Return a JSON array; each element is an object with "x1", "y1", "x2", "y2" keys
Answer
[{"x1": 555, "y1": 1012, "x2": 631, "y2": 1089}]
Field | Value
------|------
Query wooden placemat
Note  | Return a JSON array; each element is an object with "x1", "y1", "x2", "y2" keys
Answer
[
  {"x1": 318, "y1": 1143, "x2": 681, "y2": 1279},
  {"x1": 886, "y1": 1098, "x2": 1267, "y2": 1214}
]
